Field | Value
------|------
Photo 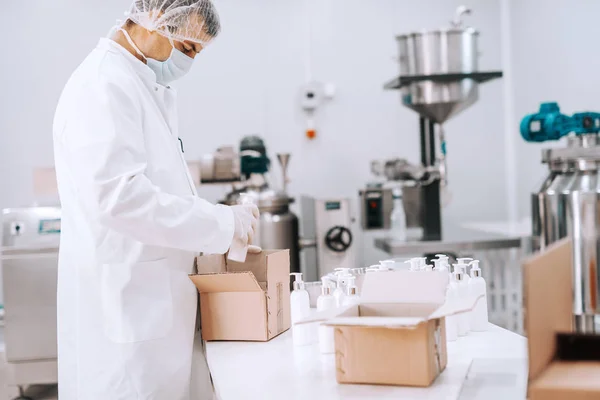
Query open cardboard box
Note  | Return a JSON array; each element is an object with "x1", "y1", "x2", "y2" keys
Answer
[
  {"x1": 524, "y1": 238, "x2": 600, "y2": 400},
  {"x1": 189, "y1": 250, "x2": 291, "y2": 342},
  {"x1": 299, "y1": 270, "x2": 482, "y2": 387}
]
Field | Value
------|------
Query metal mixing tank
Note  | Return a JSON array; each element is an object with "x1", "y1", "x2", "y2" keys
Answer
[
  {"x1": 369, "y1": 6, "x2": 502, "y2": 241},
  {"x1": 532, "y1": 135, "x2": 600, "y2": 332},
  {"x1": 522, "y1": 102, "x2": 600, "y2": 333},
  {"x1": 396, "y1": 6, "x2": 479, "y2": 123},
  {"x1": 222, "y1": 187, "x2": 300, "y2": 274}
]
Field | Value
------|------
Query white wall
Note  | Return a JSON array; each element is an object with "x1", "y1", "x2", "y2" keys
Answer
[
  {"x1": 510, "y1": 0, "x2": 600, "y2": 219},
  {"x1": 0, "y1": 0, "x2": 507, "y2": 276}
]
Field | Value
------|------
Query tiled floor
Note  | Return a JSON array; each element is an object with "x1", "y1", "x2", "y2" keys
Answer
[{"x1": 0, "y1": 328, "x2": 58, "y2": 400}]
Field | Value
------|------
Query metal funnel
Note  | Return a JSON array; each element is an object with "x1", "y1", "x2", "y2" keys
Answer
[
  {"x1": 403, "y1": 88, "x2": 479, "y2": 124},
  {"x1": 276, "y1": 153, "x2": 291, "y2": 193}
]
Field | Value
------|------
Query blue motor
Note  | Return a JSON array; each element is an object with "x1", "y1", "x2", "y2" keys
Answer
[
  {"x1": 239, "y1": 135, "x2": 270, "y2": 177},
  {"x1": 520, "y1": 102, "x2": 600, "y2": 142}
]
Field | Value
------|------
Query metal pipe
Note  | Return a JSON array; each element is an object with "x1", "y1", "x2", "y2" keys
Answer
[{"x1": 420, "y1": 117, "x2": 442, "y2": 241}]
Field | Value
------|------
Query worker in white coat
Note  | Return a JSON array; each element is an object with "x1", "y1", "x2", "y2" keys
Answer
[{"x1": 52, "y1": 1, "x2": 258, "y2": 399}]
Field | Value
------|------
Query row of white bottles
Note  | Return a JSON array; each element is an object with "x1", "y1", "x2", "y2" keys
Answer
[
  {"x1": 317, "y1": 275, "x2": 361, "y2": 354},
  {"x1": 445, "y1": 259, "x2": 489, "y2": 342}
]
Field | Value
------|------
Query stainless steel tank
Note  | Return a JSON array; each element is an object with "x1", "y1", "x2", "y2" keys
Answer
[
  {"x1": 223, "y1": 188, "x2": 300, "y2": 274},
  {"x1": 396, "y1": 7, "x2": 479, "y2": 123},
  {"x1": 532, "y1": 134, "x2": 600, "y2": 332}
]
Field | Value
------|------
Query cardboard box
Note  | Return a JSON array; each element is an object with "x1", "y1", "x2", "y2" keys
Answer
[
  {"x1": 524, "y1": 238, "x2": 600, "y2": 400},
  {"x1": 190, "y1": 250, "x2": 291, "y2": 342},
  {"x1": 300, "y1": 270, "x2": 480, "y2": 387}
]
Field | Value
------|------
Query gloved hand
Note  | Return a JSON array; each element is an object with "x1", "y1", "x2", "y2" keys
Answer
[{"x1": 231, "y1": 204, "x2": 260, "y2": 247}]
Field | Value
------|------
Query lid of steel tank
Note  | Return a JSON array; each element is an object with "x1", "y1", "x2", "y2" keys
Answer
[
  {"x1": 396, "y1": 6, "x2": 478, "y2": 38},
  {"x1": 224, "y1": 187, "x2": 293, "y2": 209}
]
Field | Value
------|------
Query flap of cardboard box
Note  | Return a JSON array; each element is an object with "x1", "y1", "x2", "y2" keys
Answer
[
  {"x1": 189, "y1": 271, "x2": 263, "y2": 293},
  {"x1": 321, "y1": 295, "x2": 482, "y2": 328},
  {"x1": 325, "y1": 315, "x2": 427, "y2": 329},
  {"x1": 196, "y1": 250, "x2": 290, "y2": 284},
  {"x1": 361, "y1": 270, "x2": 449, "y2": 304},
  {"x1": 524, "y1": 238, "x2": 573, "y2": 382},
  {"x1": 299, "y1": 293, "x2": 482, "y2": 330}
]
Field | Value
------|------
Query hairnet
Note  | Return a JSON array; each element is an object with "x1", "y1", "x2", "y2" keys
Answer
[{"x1": 125, "y1": 0, "x2": 221, "y2": 46}]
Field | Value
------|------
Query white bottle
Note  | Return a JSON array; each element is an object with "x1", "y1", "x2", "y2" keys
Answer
[
  {"x1": 317, "y1": 279, "x2": 337, "y2": 354},
  {"x1": 469, "y1": 260, "x2": 489, "y2": 331},
  {"x1": 453, "y1": 270, "x2": 469, "y2": 336},
  {"x1": 433, "y1": 254, "x2": 449, "y2": 273},
  {"x1": 417, "y1": 257, "x2": 428, "y2": 271},
  {"x1": 423, "y1": 264, "x2": 433, "y2": 272},
  {"x1": 342, "y1": 277, "x2": 361, "y2": 306},
  {"x1": 228, "y1": 194, "x2": 255, "y2": 262},
  {"x1": 446, "y1": 273, "x2": 459, "y2": 342},
  {"x1": 389, "y1": 187, "x2": 407, "y2": 241},
  {"x1": 456, "y1": 258, "x2": 473, "y2": 284},
  {"x1": 404, "y1": 259, "x2": 421, "y2": 271},
  {"x1": 290, "y1": 273, "x2": 312, "y2": 346},
  {"x1": 332, "y1": 270, "x2": 347, "y2": 307}
]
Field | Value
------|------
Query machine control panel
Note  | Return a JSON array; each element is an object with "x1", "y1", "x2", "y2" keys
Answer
[{"x1": 359, "y1": 187, "x2": 393, "y2": 230}]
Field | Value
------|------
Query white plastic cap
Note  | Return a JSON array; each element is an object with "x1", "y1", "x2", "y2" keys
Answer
[
  {"x1": 404, "y1": 259, "x2": 421, "y2": 271},
  {"x1": 470, "y1": 260, "x2": 482, "y2": 278},
  {"x1": 334, "y1": 268, "x2": 351, "y2": 274},
  {"x1": 321, "y1": 277, "x2": 333, "y2": 295},
  {"x1": 456, "y1": 258, "x2": 473, "y2": 265},
  {"x1": 423, "y1": 264, "x2": 434, "y2": 272},
  {"x1": 290, "y1": 272, "x2": 304, "y2": 290},
  {"x1": 346, "y1": 276, "x2": 358, "y2": 295}
]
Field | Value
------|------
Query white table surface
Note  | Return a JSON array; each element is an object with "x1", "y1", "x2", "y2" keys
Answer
[
  {"x1": 206, "y1": 323, "x2": 528, "y2": 400},
  {"x1": 461, "y1": 219, "x2": 532, "y2": 238}
]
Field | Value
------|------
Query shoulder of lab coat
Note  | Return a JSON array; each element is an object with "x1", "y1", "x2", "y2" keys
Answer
[{"x1": 53, "y1": 56, "x2": 235, "y2": 254}]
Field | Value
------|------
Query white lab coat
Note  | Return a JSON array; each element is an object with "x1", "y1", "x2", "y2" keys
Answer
[{"x1": 53, "y1": 38, "x2": 234, "y2": 400}]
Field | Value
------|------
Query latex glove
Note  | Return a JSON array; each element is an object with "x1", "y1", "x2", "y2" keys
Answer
[
  {"x1": 247, "y1": 245, "x2": 262, "y2": 254},
  {"x1": 231, "y1": 204, "x2": 259, "y2": 247}
]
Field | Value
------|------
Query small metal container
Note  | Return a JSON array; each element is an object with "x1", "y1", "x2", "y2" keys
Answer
[{"x1": 396, "y1": 7, "x2": 480, "y2": 123}]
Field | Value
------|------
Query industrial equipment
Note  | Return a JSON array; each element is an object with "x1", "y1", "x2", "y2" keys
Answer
[
  {"x1": 199, "y1": 136, "x2": 356, "y2": 279},
  {"x1": 1, "y1": 207, "x2": 60, "y2": 399},
  {"x1": 300, "y1": 197, "x2": 355, "y2": 281},
  {"x1": 362, "y1": 6, "x2": 503, "y2": 242},
  {"x1": 522, "y1": 102, "x2": 600, "y2": 333}
]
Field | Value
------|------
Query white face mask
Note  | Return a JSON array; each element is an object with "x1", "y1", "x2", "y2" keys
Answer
[{"x1": 119, "y1": 28, "x2": 194, "y2": 86}]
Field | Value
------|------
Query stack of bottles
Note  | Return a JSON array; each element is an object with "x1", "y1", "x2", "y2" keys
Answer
[
  {"x1": 402, "y1": 255, "x2": 489, "y2": 341},
  {"x1": 444, "y1": 257, "x2": 489, "y2": 342},
  {"x1": 290, "y1": 269, "x2": 362, "y2": 349},
  {"x1": 289, "y1": 255, "x2": 489, "y2": 348}
]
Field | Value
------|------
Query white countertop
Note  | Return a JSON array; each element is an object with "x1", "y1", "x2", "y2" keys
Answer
[
  {"x1": 206, "y1": 324, "x2": 528, "y2": 400},
  {"x1": 461, "y1": 219, "x2": 532, "y2": 238}
]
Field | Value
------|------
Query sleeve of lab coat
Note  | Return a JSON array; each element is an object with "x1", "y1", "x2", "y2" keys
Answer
[{"x1": 58, "y1": 75, "x2": 235, "y2": 254}]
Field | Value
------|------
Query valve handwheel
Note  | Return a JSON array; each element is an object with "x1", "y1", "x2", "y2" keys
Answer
[{"x1": 324, "y1": 226, "x2": 353, "y2": 252}]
